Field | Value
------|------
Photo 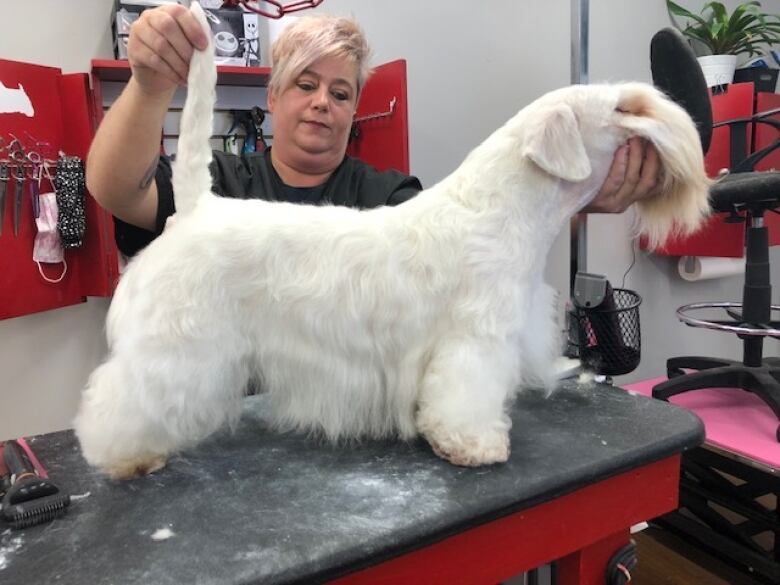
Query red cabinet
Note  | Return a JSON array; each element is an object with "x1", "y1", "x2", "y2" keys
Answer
[
  {"x1": 755, "y1": 91, "x2": 780, "y2": 249},
  {"x1": 651, "y1": 82, "x2": 780, "y2": 257},
  {"x1": 755, "y1": 91, "x2": 780, "y2": 173},
  {"x1": 0, "y1": 60, "x2": 118, "y2": 321},
  {"x1": 346, "y1": 60, "x2": 410, "y2": 174}
]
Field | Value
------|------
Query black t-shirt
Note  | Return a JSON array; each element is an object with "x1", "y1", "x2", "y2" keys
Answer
[{"x1": 114, "y1": 148, "x2": 423, "y2": 256}]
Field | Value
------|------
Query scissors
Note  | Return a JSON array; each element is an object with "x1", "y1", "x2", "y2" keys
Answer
[
  {"x1": 7, "y1": 139, "x2": 27, "y2": 236},
  {"x1": 26, "y1": 150, "x2": 42, "y2": 219},
  {"x1": 0, "y1": 164, "x2": 8, "y2": 236},
  {"x1": 12, "y1": 165, "x2": 24, "y2": 236}
]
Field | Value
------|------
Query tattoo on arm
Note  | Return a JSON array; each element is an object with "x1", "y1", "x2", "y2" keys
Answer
[{"x1": 139, "y1": 154, "x2": 160, "y2": 190}]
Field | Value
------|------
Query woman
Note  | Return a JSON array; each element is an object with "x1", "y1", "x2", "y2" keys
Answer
[{"x1": 86, "y1": 4, "x2": 660, "y2": 257}]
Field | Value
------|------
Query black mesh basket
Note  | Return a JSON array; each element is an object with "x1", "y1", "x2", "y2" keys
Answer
[{"x1": 568, "y1": 288, "x2": 642, "y2": 376}]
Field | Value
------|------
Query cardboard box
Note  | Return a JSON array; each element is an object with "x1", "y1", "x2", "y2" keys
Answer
[{"x1": 113, "y1": 1, "x2": 261, "y2": 67}]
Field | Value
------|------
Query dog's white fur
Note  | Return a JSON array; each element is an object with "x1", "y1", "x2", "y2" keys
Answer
[{"x1": 75, "y1": 2, "x2": 711, "y2": 479}]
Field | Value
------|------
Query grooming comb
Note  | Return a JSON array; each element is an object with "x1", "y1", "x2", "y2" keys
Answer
[{"x1": 1, "y1": 440, "x2": 70, "y2": 529}]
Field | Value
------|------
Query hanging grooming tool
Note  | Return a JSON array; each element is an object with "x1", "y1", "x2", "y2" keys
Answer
[
  {"x1": 0, "y1": 163, "x2": 8, "y2": 235},
  {"x1": 30, "y1": 163, "x2": 41, "y2": 218},
  {"x1": 240, "y1": 110, "x2": 257, "y2": 154},
  {"x1": 250, "y1": 106, "x2": 267, "y2": 151},
  {"x1": 28, "y1": 150, "x2": 43, "y2": 218},
  {"x1": 13, "y1": 165, "x2": 24, "y2": 236},
  {"x1": 53, "y1": 155, "x2": 86, "y2": 248},
  {"x1": 1, "y1": 440, "x2": 70, "y2": 529},
  {"x1": 223, "y1": 110, "x2": 242, "y2": 155}
]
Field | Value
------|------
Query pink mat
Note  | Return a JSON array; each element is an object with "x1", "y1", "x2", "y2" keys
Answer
[{"x1": 624, "y1": 377, "x2": 780, "y2": 469}]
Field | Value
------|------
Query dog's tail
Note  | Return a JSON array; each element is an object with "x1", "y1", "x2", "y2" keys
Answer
[{"x1": 172, "y1": 1, "x2": 216, "y2": 216}]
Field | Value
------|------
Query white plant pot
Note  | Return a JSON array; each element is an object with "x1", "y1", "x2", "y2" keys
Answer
[{"x1": 697, "y1": 54, "x2": 738, "y2": 88}]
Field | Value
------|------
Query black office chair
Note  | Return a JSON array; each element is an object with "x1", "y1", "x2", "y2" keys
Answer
[{"x1": 648, "y1": 29, "x2": 780, "y2": 440}]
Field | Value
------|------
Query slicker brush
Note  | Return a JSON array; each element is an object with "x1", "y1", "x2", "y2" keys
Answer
[{"x1": 2, "y1": 440, "x2": 70, "y2": 529}]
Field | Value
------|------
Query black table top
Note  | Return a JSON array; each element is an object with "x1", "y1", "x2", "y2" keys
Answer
[{"x1": 0, "y1": 381, "x2": 703, "y2": 584}]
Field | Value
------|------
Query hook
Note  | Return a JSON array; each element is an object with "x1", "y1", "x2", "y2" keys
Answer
[
  {"x1": 8, "y1": 136, "x2": 27, "y2": 163},
  {"x1": 23, "y1": 132, "x2": 52, "y2": 158},
  {"x1": 353, "y1": 97, "x2": 397, "y2": 124},
  {"x1": 7, "y1": 134, "x2": 24, "y2": 156}
]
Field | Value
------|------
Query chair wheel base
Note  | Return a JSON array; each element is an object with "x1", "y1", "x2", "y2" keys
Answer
[{"x1": 652, "y1": 357, "x2": 780, "y2": 443}]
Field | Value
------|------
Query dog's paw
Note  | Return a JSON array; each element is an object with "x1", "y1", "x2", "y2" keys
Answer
[
  {"x1": 104, "y1": 455, "x2": 168, "y2": 480},
  {"x1": 423, "y1": 428, "x2": 510, "y2": 467}
]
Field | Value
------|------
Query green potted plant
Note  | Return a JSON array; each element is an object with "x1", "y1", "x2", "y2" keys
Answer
[{"x1": 666, "y1": 0, "x2": 780, "y2": 88}]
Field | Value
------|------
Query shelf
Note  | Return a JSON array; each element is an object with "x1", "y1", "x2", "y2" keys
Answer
[{"x1": 90, "y1": 59, "x2": 271, "y2": 87}]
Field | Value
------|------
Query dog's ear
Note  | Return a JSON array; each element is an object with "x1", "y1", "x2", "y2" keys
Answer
[{"x1": 523, "y1": 104, "x2": 591, "y2": 182}]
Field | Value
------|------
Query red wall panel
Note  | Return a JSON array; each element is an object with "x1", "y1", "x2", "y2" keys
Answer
[
  {"x1": 755, "y1": 92, "x2": 780, "y2": 247},
  {"x1": 0, "y1": 60, "x2": 116, "y2": 321},
  {"x1": 347, "y1": 60, "x2": 410, "y2": 174}
]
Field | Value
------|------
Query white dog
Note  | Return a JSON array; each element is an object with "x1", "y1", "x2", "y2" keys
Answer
[{"x1": 75, "y1": 2, "x2": 711, "y2": 479}]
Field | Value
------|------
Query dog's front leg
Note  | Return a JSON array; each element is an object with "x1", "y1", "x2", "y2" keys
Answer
[{"x1": 416, "y1": 338, "x2": 518, "y2": 466}]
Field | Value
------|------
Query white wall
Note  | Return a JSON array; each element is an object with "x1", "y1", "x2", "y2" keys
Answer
[
  {"x1": 2, "y1": 0, "x2": 115, "y2": 75},
  {"x1": 1, "y1": 0, "x2": 778, "y2": 438},
  {"x1": 1, "y1": 0, "x2": 116, "y2": 439}
]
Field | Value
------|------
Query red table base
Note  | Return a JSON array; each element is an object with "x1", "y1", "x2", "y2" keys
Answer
[{"x1": 331, "y1": 455, "x2": 681, "y2": 585}]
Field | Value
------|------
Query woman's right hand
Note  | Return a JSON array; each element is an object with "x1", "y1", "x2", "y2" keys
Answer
[{"x1": 127, "y1": 4, "x2": 210, "y2": 96}]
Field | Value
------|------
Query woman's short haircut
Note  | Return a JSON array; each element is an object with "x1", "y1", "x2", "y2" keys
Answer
[{"x1": 268, "y1": 14, "x2": 372, "y2": 101}]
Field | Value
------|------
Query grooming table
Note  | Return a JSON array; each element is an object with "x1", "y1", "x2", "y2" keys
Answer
[
  {"x1": 624, "y1": 377, "x2": 780, "y2": 582},
  {"x1": 1, "y1": 381, "x2": 702, "y2": 585}
]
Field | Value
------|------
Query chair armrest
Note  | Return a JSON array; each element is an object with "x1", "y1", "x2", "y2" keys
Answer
[
  {"x1": 756, "y1": 106, "x2": 780, "y2": 122},
  {"x1": 712, "y1": 106, "x2": 780, "y2": 128},
  {"x1": 712, "y1": 110, "x2": 780, "y2": 173}
]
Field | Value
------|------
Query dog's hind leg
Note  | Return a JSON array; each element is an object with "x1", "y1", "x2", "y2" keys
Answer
[
  {"x1": 75, "y1": 340, "x2": 251, "y2": 480},
  {"x1": 75, "y1": 358, "x2": 169, "y2": 479},
  {"x1": 415, "y1": 337, "x2": 519, "y2": 466}
]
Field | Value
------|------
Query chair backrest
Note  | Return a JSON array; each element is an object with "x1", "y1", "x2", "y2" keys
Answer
[{"x1": 650, "y1": 28, "x2": 713, "y2": 154}]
